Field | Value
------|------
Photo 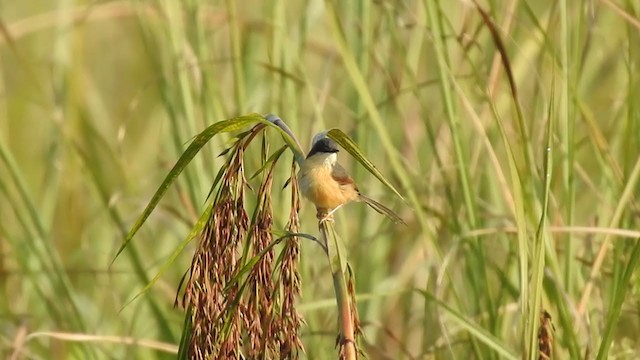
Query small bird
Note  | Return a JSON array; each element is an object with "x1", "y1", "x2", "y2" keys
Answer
[{"x1": 298, "y1": 136, "x2": 404, "y2": 224}]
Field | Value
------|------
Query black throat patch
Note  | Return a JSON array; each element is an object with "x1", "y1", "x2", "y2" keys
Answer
[{"x1": 306, "y1": 137, "x2": 340, "y2": 158}]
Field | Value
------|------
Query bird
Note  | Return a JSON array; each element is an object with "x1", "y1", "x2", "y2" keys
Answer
[{"x1": 298, "y1": 136, "x2": 404, "y2": 224}]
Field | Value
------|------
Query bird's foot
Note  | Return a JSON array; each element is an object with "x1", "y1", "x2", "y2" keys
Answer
[
  {"x1": 319, "y1": 214, "x2": 335, "y2": 224},
  {"x1": 317, "y1": 205, "x2": 343, "y2": 224},
  {"x1": 317, "y1": 211, "x2": 334, "y2": 224}
]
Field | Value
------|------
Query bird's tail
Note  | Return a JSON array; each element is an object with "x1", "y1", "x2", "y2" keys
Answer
[{"x1": 358, "y1": 194, "x2": 406, "y2": 225}]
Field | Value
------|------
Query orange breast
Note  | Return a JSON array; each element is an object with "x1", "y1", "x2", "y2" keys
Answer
[{"x1": 299, "y1": 161, "x2": 353, "y2": 211}]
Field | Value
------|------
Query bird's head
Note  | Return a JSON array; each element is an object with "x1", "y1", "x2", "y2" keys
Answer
[{"x1": 307, "y1": 137, "x2": 339, "y2": 158}]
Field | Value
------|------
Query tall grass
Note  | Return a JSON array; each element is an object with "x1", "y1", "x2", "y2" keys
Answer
[{"x1": 1, "y1": 0, "x2": 639, "y2": 359}]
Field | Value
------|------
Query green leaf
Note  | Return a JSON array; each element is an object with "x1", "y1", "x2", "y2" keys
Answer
[
  {"x1": 419, "y1": 290, "x2": 519, "y2": 360},
  {"x1": 249, "y1": 145, "x2": 288, "y2": 180},
  {"x1": 596, "y1": 239, "x2": 640, "y2": 359},
  {"x1": 120, "y1": 200, "x2": 214, "y2": 311},
  {"x1": 527, "y1": 97, "x2": 554, "y2": 360},
  {"x1": 326, "y1": 129, "x2": 404, "y2": 201},
  {"x1": 112, "y1": 113, "x2": 265, "y2": 264},
  {"x1": 319, "y1": 220, "x2": 348, "y2": 277},
  {"x1": 177, "y1": 307, "x2": 193, "y2": 360},
  {"x1": 264, "y1": 114, "x2": 305, "y2": 165}
]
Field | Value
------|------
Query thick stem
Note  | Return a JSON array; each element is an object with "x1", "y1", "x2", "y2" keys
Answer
[
  {"x1": 332, "y1": 268, "x2": 357, "y2": 359},
  {"x1": 319, "y1": 221, "x2": 357, "y2": 359}
]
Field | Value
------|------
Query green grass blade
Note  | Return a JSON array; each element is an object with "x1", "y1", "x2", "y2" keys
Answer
[
  {"x1": 425, "y1": 0, "x2": 476, "y2": 227},
  {"x1": 577, "y1": 155, "x2": 640, "y2": 317},
  {"x1": 113, "y1": 113, "x2": 265, "y2": 263},
  {"x1": 419, "y1": 291, "x2": 518, "y2": 360},
  {"x1": 327, "y1": 129, "x2": 403, "y2": 201},
  {"x1": 177, "y1": 307, "x2": 193, "y2": 360},
  {"x1": 527, "y1": 92, "x2": 554, "y2": 360},
  {"x1": 595, "y1": 239, "x2": 640, "y2": 359},
  {"x1": 121, "y1": 199, "x2": 214, "y2": 311},
  {"x1": 73, "y1": 134, "x2": 175, "y2": 341},
  {"x1": 489, "y1": 101, "x2": 530, "y2": 351},
  {"x1": 324, "y1": 1, "x2": 423, "y2": 223}
]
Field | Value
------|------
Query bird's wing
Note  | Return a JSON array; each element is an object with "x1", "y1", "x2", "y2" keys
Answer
[{"x1": 331, "y1": 163, "x2": 358, "y2": 190}]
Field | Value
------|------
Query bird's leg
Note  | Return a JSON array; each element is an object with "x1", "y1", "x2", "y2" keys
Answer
[
  {"x1": 325, "y1": 204, "x2": 343, "y2": 218},
  {"x1": 319, "y1": 204, "x2": 343, "y2": 224},
  {"x1": 315, "y1": 209, "x2": 330, "y2": 223}
]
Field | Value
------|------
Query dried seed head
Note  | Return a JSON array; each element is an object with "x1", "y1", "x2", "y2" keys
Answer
[
  {"x1": 272, "y1": 162, "x2": 304, "y2": 357},
  {"x1": 245, "y1": 163, "x2": 276, "y2": 357},
  {"x1": 183, "y1": 137, "x2": 249, "y2": 359},
  {"x1": 180, "y1": 126, "x2": 303, "y2": 359}
]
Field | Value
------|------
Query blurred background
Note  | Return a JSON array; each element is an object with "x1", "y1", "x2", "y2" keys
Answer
[{"x1": 1, "y1": 0, "x2": 639, "y2": 359}]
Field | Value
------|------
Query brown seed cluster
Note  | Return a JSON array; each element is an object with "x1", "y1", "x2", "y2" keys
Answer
[
  {"x1": 181, "y1": 125, "x2": 303, "y2": 359},
  {"x1": 183, "y1": 141, "x2": 249, "y2": 359},
  {"x1": 245, "y1": 153, "x2": 277, "y2": 357},
  {"x1": 275, "y1": 163, "x2": 304, "y2": 357}
]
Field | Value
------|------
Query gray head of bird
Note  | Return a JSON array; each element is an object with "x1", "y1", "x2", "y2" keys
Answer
[{"x1": 307, "y1": 136, "x2": 339, "y2": 158}]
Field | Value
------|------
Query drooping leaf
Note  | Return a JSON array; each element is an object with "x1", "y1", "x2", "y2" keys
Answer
[
  {"x1": 112, "y1": 113, "x2": 265, "y2": 263},
  {"x1": 120, "y1": 200, "x2": 215, "y2": 310},
  {"x1": 326, "y1": 129, "x2": 403, "y2": 201},
  {"x1": 264, "y1": 114, "x2": 305, "y2": 165}
]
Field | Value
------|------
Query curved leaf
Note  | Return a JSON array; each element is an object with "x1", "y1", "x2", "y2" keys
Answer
[
  {"x1": 264, "y1": 114, "x2": 305, "y2": 165},
  {"x1": 120, "y1": 200, "x2": 214, "y2": 310},
  {"x1": 112, "y1": 113, "x2": 265, "y2": 264},
  {"x1": 113, "y1": 112, "x2": 306, "y2": 265},
  {"x1": 326, "y1": 129, "x2": 404, "y2": 200}
]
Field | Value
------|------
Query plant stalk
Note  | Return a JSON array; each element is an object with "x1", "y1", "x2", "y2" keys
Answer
[{"x1": 319, "y1": 220, "x2": 357, "y2": 360}]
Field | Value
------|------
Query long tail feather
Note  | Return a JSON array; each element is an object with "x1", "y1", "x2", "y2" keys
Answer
[{"x1": 358, "y1": 194, "x2": 406, "y2": 225}]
